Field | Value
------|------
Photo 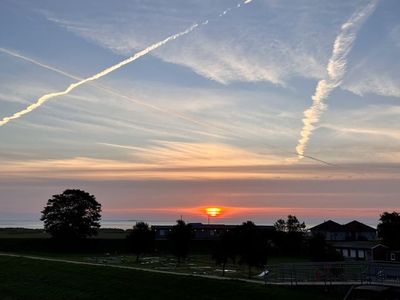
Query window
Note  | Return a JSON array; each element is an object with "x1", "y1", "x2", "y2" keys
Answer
[
  {"x1": 159, "y1": 229, "x2": 168, "y2": 236},
  {"x1": 358, "y1": 250, "x2": 365, "y2": 259},
  {"x1": 350, "y1": 249, "x2": 357, "y2": 258},
  {"x1": 391, "y1": 253, "x2": 396, "y2": 261}
]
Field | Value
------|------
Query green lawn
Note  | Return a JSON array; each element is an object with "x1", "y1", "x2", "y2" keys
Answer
[
  {"x1": 0, "y1": 228, "x2": 48, "y2": 239},
  {"x1": 0, "y1": 228, "x2": 128, "y2": 239},
  {"x1": 0, "y1": 256, "x2": 343, "y2": 300},
  {"x1": 0, "y1": 252, "x2": 311, "y2": 280}
]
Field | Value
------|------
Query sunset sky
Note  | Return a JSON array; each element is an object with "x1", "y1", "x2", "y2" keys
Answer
[{"x1": 0, "y1": 0, "x2": 399, "y2": 226}]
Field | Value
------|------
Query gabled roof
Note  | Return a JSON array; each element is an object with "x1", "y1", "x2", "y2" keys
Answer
[
  {"x1": 343, "y1": 220, "x2": 376, "y2": 232},
  {"x1": 309, "y1": 220, "x2": 344, "y2": 232}
]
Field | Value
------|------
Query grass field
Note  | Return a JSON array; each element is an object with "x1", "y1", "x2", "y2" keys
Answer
[
  {"x1": 0, "y1": 256, "x2": 343, "y2": 300},
  {"x1": 0, "y1": 251, "x2": 311, "y2": 280},
  {"x1": 0, "y1": 228, "x2": 128, "y2": 239},
  {"x1": 0, "y1": 227, "x2": 313, "y2": 281}
]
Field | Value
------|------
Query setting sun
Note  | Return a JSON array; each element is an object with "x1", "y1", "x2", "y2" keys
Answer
[{"x1": 205, "y1": 207, "x2": 222, "y2": 217}]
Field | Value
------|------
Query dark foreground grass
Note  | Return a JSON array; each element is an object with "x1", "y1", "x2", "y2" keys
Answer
[{"x1": 0, "y1": 256, "x2": 343, "y2": 300}]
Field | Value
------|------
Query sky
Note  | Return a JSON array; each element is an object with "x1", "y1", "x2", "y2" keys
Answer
[{"x1": 0, "y1": 0, "x2": 399, "y2": 226}]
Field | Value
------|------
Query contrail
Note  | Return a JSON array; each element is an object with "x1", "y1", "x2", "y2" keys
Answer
[
  {"x1": 0, "y1": 0, "x2": 255, "y2": 127},
  {"x1": 295, "y1": 1, "x2": 378, "y2": 160},
  {"x1": 0, "y1": 47, "x2": 222, "y2": 133},
  {"x1": 0, "y1": 24, "x2": 198, "y2": 126},
  {"x1": 0, "y1": 47, "x2": 82, "y2": 81},
  {"x1": 2, "y1": 48, "x2": 336, "y2": 167},
  {"x1": 0, "y1": 1, "x2": 336, "y2": 167}
]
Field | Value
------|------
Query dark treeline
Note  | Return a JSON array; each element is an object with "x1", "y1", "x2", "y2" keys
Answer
[{"x1": 2, "y1": 189, "x2": 399, "y2": 275}]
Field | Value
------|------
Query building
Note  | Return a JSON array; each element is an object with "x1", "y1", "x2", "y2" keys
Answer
[
  {"x1": 152, "y1": 225, "x2": 173, "y2": 240},
  {"x1": 331, "y1": 241, "x2": 388, "y2": 261},
  {"x1": 343, "y1": 220, "x2": 377, "y2": 241},
  {"x1": 309, "y1": 220, "x2": 377, "y2": 241},
  {"x1": 152, "y1": 223, "x2": 275, "y2": 241},
  {"x1": 309, "y1": 220, "x2": 388, "y2": 261},
  {"x1": 389, "y1": 250, "x2": 400, "y2": 262},
  {"x1": 309, "y1": 220, "x2": 346, "y2": 241}
]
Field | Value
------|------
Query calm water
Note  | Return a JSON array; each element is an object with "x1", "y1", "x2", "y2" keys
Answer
[{"x1": 0, "y1": 220, "x2": 175, "y2": 230}]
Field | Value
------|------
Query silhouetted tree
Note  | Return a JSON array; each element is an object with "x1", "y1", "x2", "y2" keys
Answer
[
  {"x1": 127, "y1": 222, "x2": 154, "y2": 263},
  {"x1": 286, "y1": 215, "x2": 306, "y2": 233},
  {"x1": 212, "y1": 230, "x2": 237, "y2": 276},
  {"x1": 169, "y1": 220, "x2": 192, "y2": 264},
  {"x1": 274, "y1": 215, "x2": 306, "y2": 233},
  {"x1": 378, "y1": 211, "x2": 400, "y2": 249},
  {"x1": 274, "y1": 218, "x2": 286, "y2": 232},
  {"x1": 237, "y1": 221, "x2": 268, "y2": 278},
  {"x1": 40, "y1": 189, "x2": 101, "y2": 240},
  {"x1": 273, "y1": 215, "x2": 306, "y2": 255}
]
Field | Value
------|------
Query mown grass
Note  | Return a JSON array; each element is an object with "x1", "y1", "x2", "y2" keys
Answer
[
  {"x1": 0, "y1": 228, "x2": 128, "y2": 239},
  {"x1": 0, "y1": 251, "x2": 312, "y2": 280},
  {"x1": 0, "y1": 256, "x2": 343, "y2": 300}
]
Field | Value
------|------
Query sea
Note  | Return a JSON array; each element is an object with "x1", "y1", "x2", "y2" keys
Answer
[{"x1": 0, "y1": 220, "x2": 176, "y2": 230}]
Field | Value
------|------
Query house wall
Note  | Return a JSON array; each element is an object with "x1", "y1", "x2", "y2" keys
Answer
[
  {"x1": 312, "y1": 230, "x2": 346, "y2": 241},
  {"x1": 327, "y1": 232, "x2": 346, "y2": 241},
  {"x1": 389, "y1": 252, "x2": 400, "y2": 262},
  {"x1": 338, "y1": 248, "x2": 372, "y2": 261},
  {"x1": 346, "y1": 231, "x2": 376, "y2": 241},
  {"x1": 154, "y1": 228, "x2": 172, "y2": 240},
  {"x1": 312, "y1": 230, "x2": 376, "y2": 241}
]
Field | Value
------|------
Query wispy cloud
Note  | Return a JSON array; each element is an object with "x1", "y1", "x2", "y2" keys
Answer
[
  {"x1": 0, "y1": 47, "x2": 236, "y2": 139},
  {"x1": 0, "y1": 22, "x2": 202, "y2": 127},
  {"x1": 295, "y1": 1, "x2": 378, "y2": 159},
  {"x1": 44, "y1": 1, "x2": 361, "y2": 85},
  {"x1": 339, "y1": 9, "x2": 400, "y2": 98},
  {"x1": 321, "y1": 124, "x2": 400, "y2": 141},
  {"x1": 101, "y1": 141, "x2": 284, "y2": 167},
  {"x1": 343, "y1": 72, "x2": 400, "y2": 98},
  {"x1": 2, "y1": 146, "x2": 400, "y2": 181}
]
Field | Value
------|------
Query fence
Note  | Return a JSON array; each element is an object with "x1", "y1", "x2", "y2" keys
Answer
[{"x1": 263, "y1": 261, "x2": 400, "y2": 286}]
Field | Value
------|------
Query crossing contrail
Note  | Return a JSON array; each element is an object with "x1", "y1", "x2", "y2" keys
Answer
[
  {"x1": 0, "y1": 47, "x2": 82, "y2": 81},
  {"x1": 0, "y1": 0, "x2": 254, "y2": 127},
  {"x1": 1, "y1": 48, "x2": 336, "y2": 167},
  {"x1": 0, "y1": 1, "x2": 338, "y2": 167},
  {"x1": 0, "y1": 24, "x2": 198, "y2": 126},
  {"x1": 0, "y1": 47, "x2": 223, "y2": 133},
  {"x1": 295, "y1": 0, "x2": 378, "y2": 160}
]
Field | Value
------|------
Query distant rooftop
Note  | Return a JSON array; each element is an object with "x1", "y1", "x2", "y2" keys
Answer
[
  {"x1": 309, "y1": 220, "x2": 344, "y2": 232},
  {"x1": 310, "y1": 219, "x2": 376, "y2": 233},
  {"x1": 343, "y1": 220, "x2": 376, "y2": 232}
]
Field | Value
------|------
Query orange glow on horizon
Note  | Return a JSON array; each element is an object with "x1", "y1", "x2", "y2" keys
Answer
[
  {"x1": 205, "y1": 207, "x2": 222, "y2": 217},
  {"x1": 105, "y1": 205, "x2": 392, "y2": 220}
]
